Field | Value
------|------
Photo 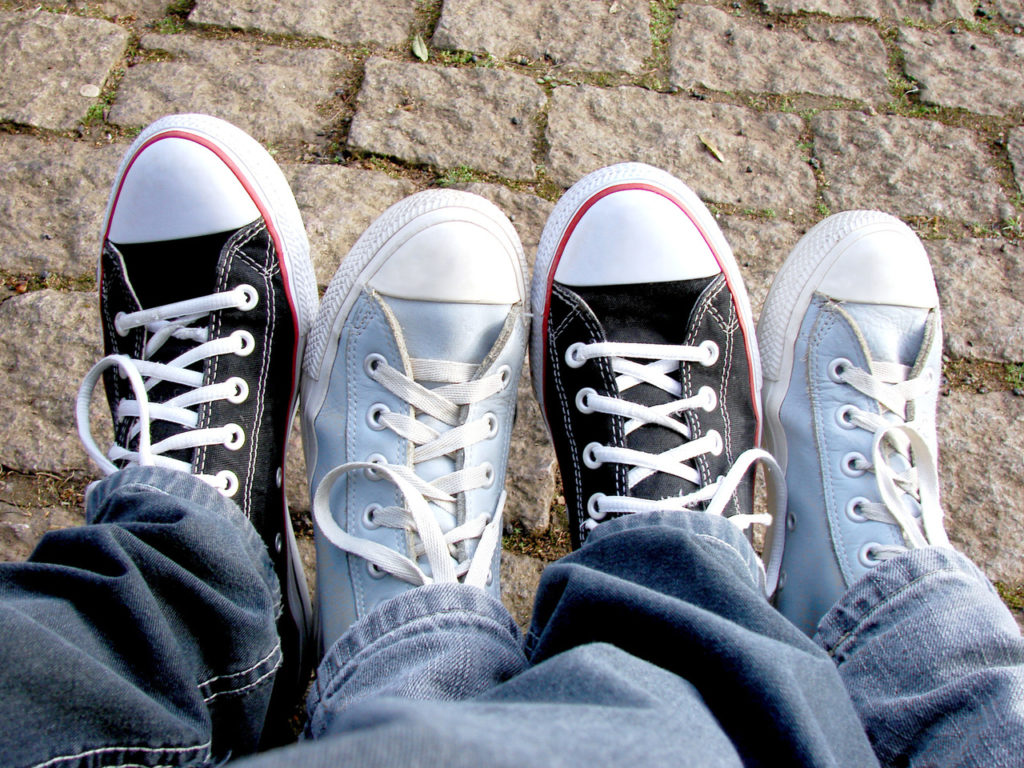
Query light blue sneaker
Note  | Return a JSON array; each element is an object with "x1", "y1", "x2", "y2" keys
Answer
[
  {"x1": 758, "y1": 211, "x2": 952, "y2": 637},
  {"x1": 301, "y1": 190, "x2": 527, "y2": 654}
]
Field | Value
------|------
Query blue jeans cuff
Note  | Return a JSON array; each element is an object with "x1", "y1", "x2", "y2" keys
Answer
[
  {"x1": 585, "y1": 510, "x2": 766, "y2": 592},
  {"x1": 815, "y1": 546, "x2": 990, "y2": 656}
]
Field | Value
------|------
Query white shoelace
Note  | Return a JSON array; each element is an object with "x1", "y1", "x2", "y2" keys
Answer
[
  {"x1": 311, "y1": 356, "x2": 509, "y2": 588},
  {"x1": 567, "y1": 339, "x2": 786, "y2": 592},
  {"x1": 831, "y1": 357, "x2": 950, "y2": 560},
  {"x1": 76, "y1": 285, "x2": 259, "y2": 497}
]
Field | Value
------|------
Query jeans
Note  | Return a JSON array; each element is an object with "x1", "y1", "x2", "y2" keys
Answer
[{"x1": 0, "y1": 467, "x2": 1021, "y2": 767}]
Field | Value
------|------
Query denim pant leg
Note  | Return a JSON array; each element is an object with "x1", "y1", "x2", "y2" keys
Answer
[
  {"x1": 238, "y1": 511, "x2": 877, "y2": 768},
  {"x1": 0, "y1": 466, "x2": 281, "y2": 768},
  {"x1": 817, "y1": 547, "x2": 1024, "y2": 768}
]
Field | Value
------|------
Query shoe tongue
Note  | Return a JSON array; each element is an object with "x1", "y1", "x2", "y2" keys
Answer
[
  {"x1": 840, "y1": 304, "x2": 929, "y2": 368},
  {"x1": 113, "y1": 230, "x2": 236, "y2": 309},
  {"x1": 573, "y1": 277, "x2": 717, "y2": 501}
]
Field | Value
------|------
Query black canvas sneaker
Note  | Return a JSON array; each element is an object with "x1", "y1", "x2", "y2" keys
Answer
[
  {"x1": 531, "y1": 163, "x2": 784, "y2": 589},
  {"x1": 75, "y1": 114, "x2": 317, "y2": 736}
]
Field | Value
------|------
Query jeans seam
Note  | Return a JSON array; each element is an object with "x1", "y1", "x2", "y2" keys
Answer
[
  {"x1": 824, "y1": 564, "x2": 961, "y2": 659},
  {"x1": 28, "y1": 740, "x2": 212, "y2": 768},
  {"x1": 199, "y1": 641, "x2": 281, "y2": 703}
]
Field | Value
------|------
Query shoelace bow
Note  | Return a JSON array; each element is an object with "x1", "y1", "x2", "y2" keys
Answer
[
  {"x1": 77, "y1": 285, "x2": 259, "y2": 497},
  {"x1": 832, "y1": 357, "x2": 950, "y2": 558},
  {"x1": 311, "y1": 356, "x2": 508, "y2": 589},
  {"x1": 567, "y1": 339, "x2": 787, "y2": 593}
]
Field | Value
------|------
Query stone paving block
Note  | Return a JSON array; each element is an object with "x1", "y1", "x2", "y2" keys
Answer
[
  {"x1": 669, "y1": 7, "x2": 888, "y2": 102},
  {"x1": 995, "y1": 0, "x2": 1024, "y2": 26},
  {"x1": 190, "y1": 0, "x2": 417, "y2": 46},
  {"x1": 0, "y1": 291, "x2": 107, "y2": 474},
  {"x1": 762, "y1": 0, "x2": 972, "y2": 21},
  {"x1": 500, "y1": 550, "x2": 546, "y2": 631},
  {"x1": 282, "y1": 164, "x2": 419, "y2": 287},
  {"x1": 0, "y1": 136, "x2": 123, "y2": 278},
  {"x1": 0, "y1": 501, "x2": 85, "y2": 562},
  {"x1": 1007, "y1": 128, "x2": 1024, "y2": 194},
  {"x1": 929, "y1": 237, "x2": 1024, "y2": 362},
  {"x1": 110, "y1": 35, "x2": 349, "y2": 143},
  {"x1": 813, "y1": 111, "x2": 1012, "y2": 222},
  {"x1": 547, "y1": 86, "x2": 814, "y2": 212},
  {"x1": 433, "y1": 0, "x2": 651, "y2": 73},
  {"x1": 452, "y1": 182, "x2": 555, "y2": 269},
  {"x1": 506, "y1": 361, "x2": 556, "y2": 535},
  {"x1": 718, "y1": 216, "x2": 802, "y2": 318},
  {"x1": 0, "y1": 11, "x2": 129, "y2": 130},
  {"x1": 348, "y1": 58, "x2": 545, "y2": 181},
  {"x1": 899, "y1": 28, "x2": 1024, "y2": 117},
  {"x1": 93, "y1": 0, "x2": 169, "y2": 19},
  {"x1": 939, "y1": 390, "x2": 1024, "y2": 584}
]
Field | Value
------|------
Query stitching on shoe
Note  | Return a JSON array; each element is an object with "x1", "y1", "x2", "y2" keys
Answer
[
  {"x1": 683, "y1": 278, "x2": 720, "y2": 492},
  {"x1": 549, "y1": 287, "x2": 584, "y2": 538}
]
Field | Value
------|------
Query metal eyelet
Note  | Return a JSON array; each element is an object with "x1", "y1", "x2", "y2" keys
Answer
[
  {"x1": 226, "y1": 376, "x2": 249, "y2": 404},
  {"x1": 846, "y1": 496, "x2": 870, "y2": 522},
  {"x1": 216, "y1": 470, "x2": 239, "y2": 497},
  {"x1": 367, "y1": 403, "x2": 389, "y2": 431},
  {"x1": 565, "y1": 342, "x2": 587, "y2": 368},
  {"x1": 828, "y1": 357, "x2": 852, "y2": 383},
  {"x1": 497, "y1": 365, "x2": 513, "y2": 388},
  {"x1": 786, "y1": 511, "x2": 796, "y2": 531},
  {"x1": 236, "y1": 284, "x2": 258, "y2": 310},
  {"x1": 364, "y1": 353, "x2": 386, "y2": 376},
  {"x1": 777, "y1": 570, "x2": 788, "y2": 589},
  {"x1": 274, "y1": 532, "x2": 283, "y2": 554},
  {"x1": 582, "y1": 442, "x2": 603, "y2": 469},
  {"x1": 841, "y1": 451, "x2": 868, "y2": 478},
  {"x1": 575, "y1": 387, "x2": 596, "y2": 414},
  {"x1": 364, "y1": 453, "x2": 387, "y2": 480},
  {"x1": 113, "y1": 311, "x2": 130, "y2": 337},
  {"x1": 708, "y1": 429, "x2": 724, "y2": 456},
  {"x1": 485, "y1": 569, "x2": 493, "y2": 586},
  {"x1": 274, "y1": 466, "x2": 282, "y2": 488},
  {"x1": 858, "y1": 542, "x2": 882, "y2": 568},
  {"x1": 233, "y1": 330, "x2": 255, "y2": 357},
  {"x1": 362, "y1": 503, "x2": 382, "y2": 530},
  {"x1": 700, "y1": 340, "x2": 720, "y2": 366},
  {"x1": 224, "y1": 423, "x2": 245, "y2": 450},
  {"x1": 587, "y1": 493, "x2": 607, "y2": 522},
  {"x1": 484, "y1": 413, "x2": 499, "y2": 438},
  {"x1": 835, "y1": 404, "x2": 857, "y2": 430},
  {"x1": 699, "y1": 385, "x2": 717, "y2": 412},
  {"x1": 482, "y1": 462, "x2": 495, "y2": 488},
  {"x1": 366, "y1": 561, "x2": 388, "y2": 579}
]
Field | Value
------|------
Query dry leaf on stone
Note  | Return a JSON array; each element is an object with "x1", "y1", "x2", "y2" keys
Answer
[
  {"x1": 699, "y1": 134, "x2": 725, "y2": 163},
  {"x1": 412, "y1": 34, "x2": 429, "y2": 62}
]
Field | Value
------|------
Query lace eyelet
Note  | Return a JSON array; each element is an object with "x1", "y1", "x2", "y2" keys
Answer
[
  {"x1": 700, "y1": 340, "x2": 720, "y2": 366},
  {"x1": 828, "y1": 357, "x2": 852, "y2": 383},
  {"x1": 858, "y1": 542, "x2": 882, "y2": 568},
  {"x1": 366, "y1": 561, "x2": 388, "y2": 579},
  {"x1": 846, "y1": 496, "x2": 870, "y2": 522},
  {"x1": 224, "y1": 423, "x2": 245, "y2": 450},
  {"x1": 274, "y1": 466, "x2": 282, "y2": 488},
  {"x1": 841, "y1": 451, "x2": 868, "y2": 477},
  {"x1": 226, "y1": 376, "x2": 249, "y2": 404},
  {"x1": 777, "y1": 570, "x2": 788, "y2": 589},
  {"x1": 497, "y1": 365, "x2": 513, "y2": 389},
  {"x1": 481, "y1": 462, "x2": 495, "y2": 488},
  {"x1": 113, "y1": 311, "x2": 130, "y2": 337},
  {"x1": 582, "y1": 442, "x2": 603, "y2": 469},
  {"x1": 233, "y1": 330, "x2": 255, "y2": 357},
  {"x1": 274, "y1": 532, "x2": 283, "y2": 554},
  {"x1": 587, "y1": 493, "x2": 607, "y2": 522},
  {"x1": 362, "y1": 503, "x2": 382, "y2": 530},
  {"x1": 484, "y1": 412, "x2": 499, "y2": 439},
  {"x1": 699, "y1": 385, "x2": 717, "y2": 412},
  {"x1": 708, "y1": 430, "x2": 724, "y2": 456},
  {"x1": 215, "y1": 470, "x2": 239, "y2": 498},
  {"x1": 364, "y1": 353, "x2": 386, "y2": 376},
  {"x1": 575, "y1": 387, "x2": 596, "y2": 414},
  {"x1": 367, "y1": 403, "x2": 389, "y2": 430},
  {"x1": 835, "y1": 404, "x2": 857, "y2": 430},
  {"x1": 236, "y1": 284, "x2": 258, "y2": 310},
  {"x1": 565, "y1": 343, "x2": 587, "y2": 368},
  {"x1": 485, "y1": 569, "x2": 493, "y2": 586},
  {"x1": 786, "y1": 511, "x2": 796, "y2": 531},
  {"x1": 364, "y1": 453, "x2": 387, "y2": 480}
]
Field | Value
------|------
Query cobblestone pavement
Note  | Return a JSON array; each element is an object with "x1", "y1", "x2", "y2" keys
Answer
[{"x1": 1, "y1": 0, "x2": 1023, "y2": 630}]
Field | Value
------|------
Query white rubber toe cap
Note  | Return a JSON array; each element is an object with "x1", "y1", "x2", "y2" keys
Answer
[
  {"x1": 553, "y1": 188, "x2": 721, "y2": 287},
  {"x1": 816, "y1": 214, "x2": 939, "y2": 309},
  {"x1": 107, "y1": 136, "x2": 259, "y2": 244}
]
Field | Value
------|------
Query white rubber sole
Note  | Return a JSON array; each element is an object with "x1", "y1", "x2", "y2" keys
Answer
[
  {"x1": 529, "y1": 162, "x2": 762, "y2": 434},
  {"x1": 101, "y1": 113, "x2": 317, "y2": 654},
  {"x1": 301, "y1": 189, "x2": 527, "y2": 472},
  {"x1": 757, "y1": 210, "x2": 916, "y2": 473}
]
